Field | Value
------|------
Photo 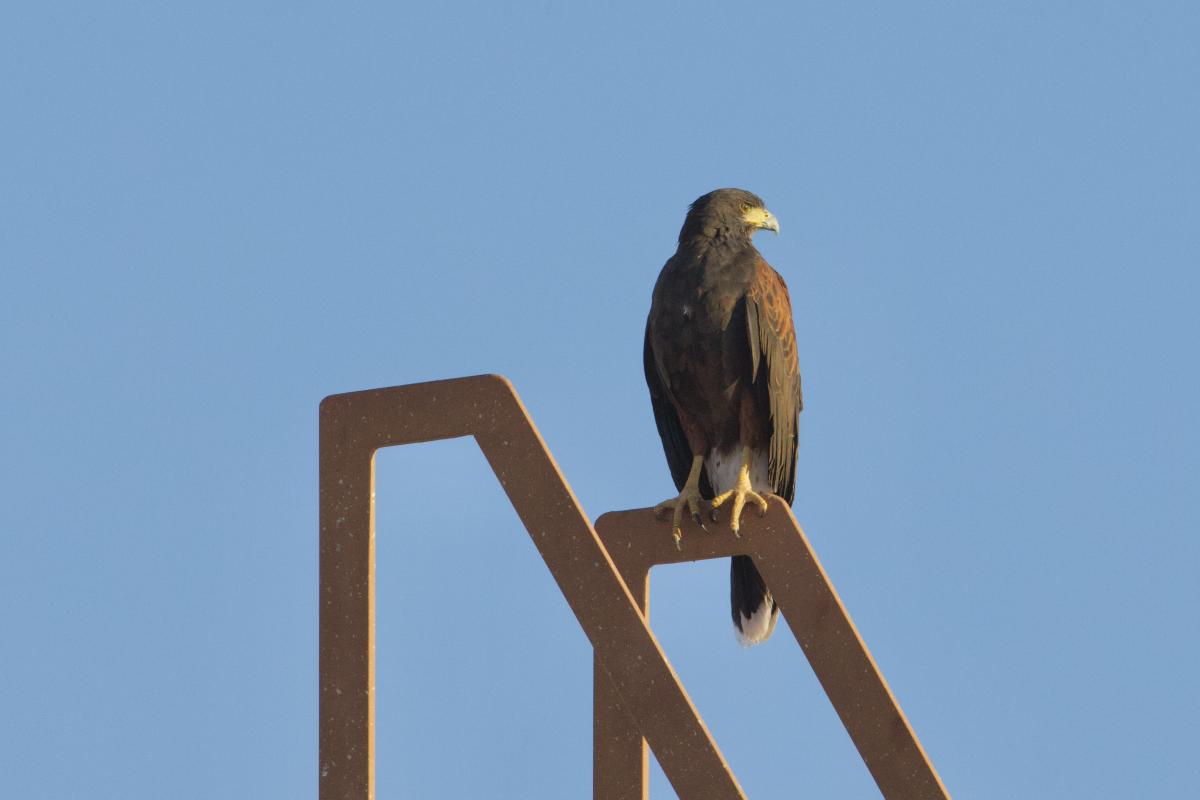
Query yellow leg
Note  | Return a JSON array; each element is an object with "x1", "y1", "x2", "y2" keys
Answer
[
  {"x1": 710, "y1": 447, "x2": 770, "y2": 536},
  {"x1": 654, "y1": 455, "x2": 706, "y2": 550}
]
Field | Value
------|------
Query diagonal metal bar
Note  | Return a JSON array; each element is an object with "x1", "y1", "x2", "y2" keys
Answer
[
  {"x1": 594, "y1": 500, "x2": 951, "y2": 800},
  {"x1": 593, "y1": 553, "x2": 650, "y2": 800},
  {"x1": 319, "y1": 374, "x2": 744, "y2": 799}
]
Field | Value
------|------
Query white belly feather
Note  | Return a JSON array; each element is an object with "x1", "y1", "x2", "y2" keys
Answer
[{"x1": 705, "y1": 447, "x2": 770, "y2": 495}]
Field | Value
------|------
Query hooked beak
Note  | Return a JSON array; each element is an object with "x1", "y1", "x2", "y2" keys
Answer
[{"x1": 744, "y1": 206, "x2": 780, "y2": 235}]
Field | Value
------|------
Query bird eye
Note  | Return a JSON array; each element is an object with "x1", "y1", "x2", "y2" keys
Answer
[{"x1": 740, "y1": 202, "x2": 752, "y2": 212}]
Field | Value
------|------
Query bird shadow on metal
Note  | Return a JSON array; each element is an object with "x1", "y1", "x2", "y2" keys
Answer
[{"x1": 320, "y1": 374, "x2": 949, "y2": 799}]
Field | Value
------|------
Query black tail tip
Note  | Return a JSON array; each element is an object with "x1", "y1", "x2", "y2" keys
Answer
[{"x1": 731, "y1": 555, "x2": 779, "y2": 646}]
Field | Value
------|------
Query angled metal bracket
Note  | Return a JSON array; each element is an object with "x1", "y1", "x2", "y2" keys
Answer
[
  {"x1": 319, "y1": 374, "x2": 949, "y2": 799},
  {"x1": 593, "y1": 505, "x2": 950, "y2": 799},
  {"x1": 320, "y1": 375, "x2": 742, "y2": 799}
]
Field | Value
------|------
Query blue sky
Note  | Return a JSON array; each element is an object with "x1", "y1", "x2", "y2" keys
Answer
[{"x1": 2, "y1": 2, "x2": 1198, "y2": 797}]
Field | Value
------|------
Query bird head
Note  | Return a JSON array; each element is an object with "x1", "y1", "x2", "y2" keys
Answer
[{"x1": 678, "y1": 188, "x2": 779, "y2": 244}]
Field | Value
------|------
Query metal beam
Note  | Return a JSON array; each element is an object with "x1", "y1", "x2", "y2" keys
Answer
[
  {"x1": 319, "y1": 375, "x2": 744, "y2": 799},
  {"x1": 594, "y1": 502, "x2": 951, "y2": 800}
]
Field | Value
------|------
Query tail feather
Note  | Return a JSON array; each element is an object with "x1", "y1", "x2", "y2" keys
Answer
[{"x1": 731, "y1": 555, "x2": 778, "y2": 646}]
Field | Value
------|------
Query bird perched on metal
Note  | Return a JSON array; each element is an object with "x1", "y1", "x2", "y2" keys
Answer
[{"x1": 644, "y1": 188, "x2": 802, "y2": 646}]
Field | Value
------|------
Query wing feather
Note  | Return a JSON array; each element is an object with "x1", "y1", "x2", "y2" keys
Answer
[
  {"x1": 643, "y1": 320, "x2": 713, "y2": 497},
  {"x1": 745, "y1": 259, "x2": 802, "y2": 503}
]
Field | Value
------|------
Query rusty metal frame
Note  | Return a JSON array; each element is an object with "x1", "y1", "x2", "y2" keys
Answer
[
  {"x1": 320, "y1": 374, "x2": 949, "y2": 799},
  {"x1": 593, "y1": 506, "x2": 949, "y2": 799}
]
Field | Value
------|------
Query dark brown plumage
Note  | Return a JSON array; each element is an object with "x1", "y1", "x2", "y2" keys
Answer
[{"x1": 644, "y1": 188, "x2": 802, "y2": 645}]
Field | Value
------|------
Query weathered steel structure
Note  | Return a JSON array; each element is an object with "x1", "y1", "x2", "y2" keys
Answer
[{"x1": 320, "y1": 374, "x2": 948, "y2": 799}]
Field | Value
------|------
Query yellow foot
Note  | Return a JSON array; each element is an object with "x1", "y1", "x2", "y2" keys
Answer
[
  {"x1": 654, "y1": 487, "x2": 707, "y2": 550},
  {"x1": 710, "y1": 448, "x2": 770, "y2": 536},
  {"x1": 654, "y1": 454, "x2": 707, "y2": 550}
]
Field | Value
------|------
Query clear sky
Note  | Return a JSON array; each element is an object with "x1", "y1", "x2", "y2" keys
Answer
[{"x1": 2, "y1": 2, "x2": 1198, "y2": 798}]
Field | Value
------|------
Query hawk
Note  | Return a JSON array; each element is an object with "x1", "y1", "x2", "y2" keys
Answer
[{"x1": 644, "y1": 188, "x2": 802, "y2": 646}]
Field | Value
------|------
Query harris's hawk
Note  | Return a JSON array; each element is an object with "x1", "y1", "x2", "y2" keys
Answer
[{"x1": 644, "y1": 188, "x2": 802, "y2": 646}]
